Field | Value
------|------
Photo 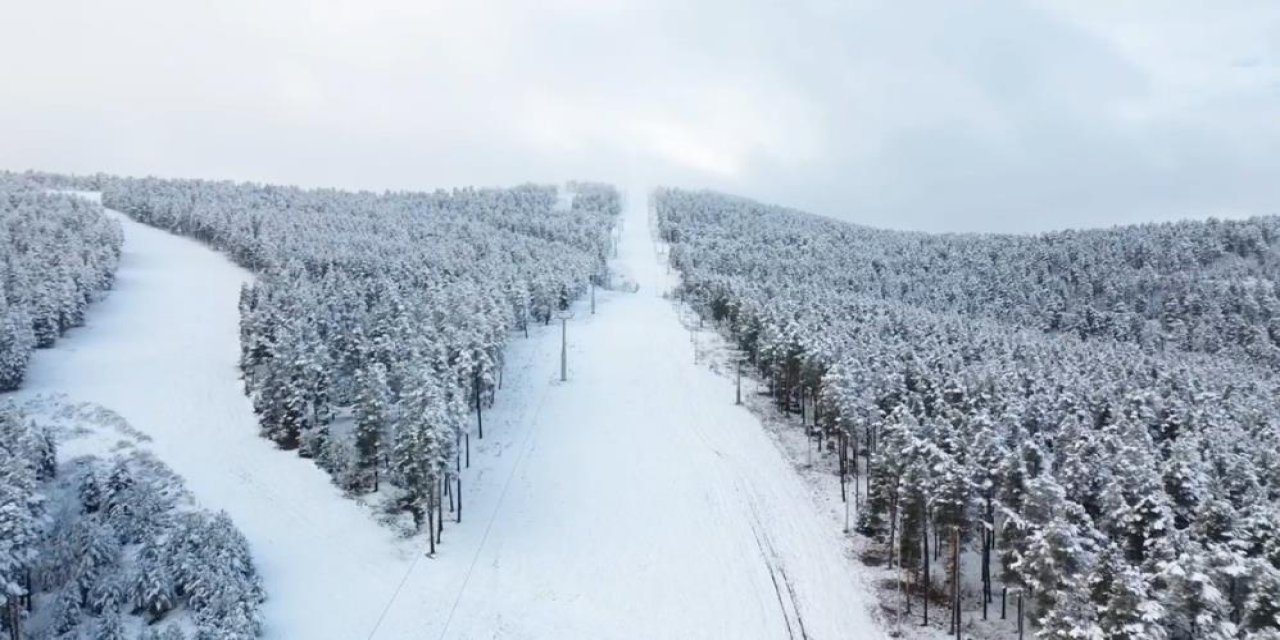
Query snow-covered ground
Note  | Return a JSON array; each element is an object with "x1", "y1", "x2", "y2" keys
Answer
[
  {"x1": 9, "y1": 193, "x2": 422, "y2": 638},
  {"x1": 370, "y1": 186, "x2": 885, "y2": 638},
  {"x1": 9, "y1": 189, "x2": 885, "y2": 639}
]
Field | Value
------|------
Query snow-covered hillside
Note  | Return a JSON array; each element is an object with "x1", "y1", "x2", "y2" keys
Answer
[
  {"x1": 10, "y1": 195, "x2": 419, "y2": 638},
  {"x1": 368, "y1": 186, "x2": 885, "y2": 638},
  {"x1": 11, "y1": 190, "x2": 884, "y2": 639}
]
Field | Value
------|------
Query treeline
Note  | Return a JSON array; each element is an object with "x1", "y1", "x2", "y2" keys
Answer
[
  {"x1": 656, "y1": 188, "x2": 1280, "y2": 639},
  {"x1": 0, "y1": 173, "x2": 122, "y2": 391},
  {"x1": 101, "y1": 176, "x2": 619, "y2": 543},
  {"x1": 0, "y1": 405, "x2": 264, "y2": 640},
  {"x1": 660, "y1": 190, "x2": 1280, "y2": 369}
]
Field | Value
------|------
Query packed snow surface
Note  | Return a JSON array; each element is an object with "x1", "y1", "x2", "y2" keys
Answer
[{"x1": 11, "y1": 190, "x2": 883, "y2": 639}]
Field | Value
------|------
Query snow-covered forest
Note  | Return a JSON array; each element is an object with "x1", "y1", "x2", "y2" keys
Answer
[
  {"x1": 0, "y1": 174, "x2": 122, "y2": 391},
  {"x1": 1, "y1": 404, "x2": 264, "y2": 640},
  {"x1": 656, "y1": 189, "x2": 1280, "y2": 639},
  {"x1": 98, "y1": 176, "x2": 620, "y2": 543}
]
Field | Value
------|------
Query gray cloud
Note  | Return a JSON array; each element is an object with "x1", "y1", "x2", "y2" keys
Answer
[{"x1": 2, "y1": 0, "x2": 1277, "y2": 232}]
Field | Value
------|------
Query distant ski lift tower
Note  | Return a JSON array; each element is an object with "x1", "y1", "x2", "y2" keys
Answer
[
  {"x1": 558, "y1": 309, "x2": 574, "y2": 381},
  {"x1": 727, "y1": 348, "x2": 748, "y2": 405}
]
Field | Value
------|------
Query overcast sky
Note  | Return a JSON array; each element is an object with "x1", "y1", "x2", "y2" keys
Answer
[{"x1": 2, "y1": 0, "x2": 1277, "y2": 232}]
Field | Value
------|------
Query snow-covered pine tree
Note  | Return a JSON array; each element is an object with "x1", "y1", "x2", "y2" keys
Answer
[
  {"x1": 391, "y1": 369, "x2": 443, "y2": 533},
  {"x1": 353, "y1": 362, "x2": 390, "y2": 493}
]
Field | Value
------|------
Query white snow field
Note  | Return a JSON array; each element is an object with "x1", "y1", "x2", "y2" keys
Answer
[
  {"x1": 11, "y1": 193, "x2": 421, "y2": 639},
  {"x1": 10, "y1": 190, "x2": 884, "y2": 639},
  {"x1": 369, "y1": 187, "x2": 886, "y2": 639}
]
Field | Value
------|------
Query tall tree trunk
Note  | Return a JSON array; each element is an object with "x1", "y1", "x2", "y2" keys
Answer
[
  {"x1": 982, "y1": 529, "x2": 990, "y2": 620},
  {"x1": 7, "y1": 601, "x2": 20, "y2": 640},
  {"x1": 951, "y1": 526, "x2": 961, "y2": 638},
  {"x1": 923, "y1": 516, "x2": 930, "y2": 626},
  {"x1": 475, "y1": 368, "x2": 484, "y2": 439},
  {"x1": 436, "y1": 478, "x2": 444, "y2": 544},
  {"x1": 427, "y1": 479, "x2": 436, "y2": 555},
  {"x1": 888, "y1": 489, "x2": 899, "y2": 568}
]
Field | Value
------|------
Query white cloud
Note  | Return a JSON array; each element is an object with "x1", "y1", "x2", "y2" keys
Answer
[{"x1": 1, "y1": 0, "x2": 1276, "y2": 232}]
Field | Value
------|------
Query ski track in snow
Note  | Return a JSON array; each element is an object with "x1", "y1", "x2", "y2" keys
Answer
[
  {"x1": 374, "y1": 187, "x2": 885, "y2": 639},
  {"x1": 8, "y1": 190, "x2": 884, "y2": 639}
]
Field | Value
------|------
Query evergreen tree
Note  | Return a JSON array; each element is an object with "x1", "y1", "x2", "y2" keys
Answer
[
  {"x1": 353, "y1": 363, "x2": 390, "y2": 492},
  {"x1": 134, "y1": 540, "x2": 176, "y2": 622},
  {"x1": 1098, "y1": 558, "x2": 1168, "y2": 640},
  {"x1": 93, "y1": 610, "x2": 126, "y2": 640}
]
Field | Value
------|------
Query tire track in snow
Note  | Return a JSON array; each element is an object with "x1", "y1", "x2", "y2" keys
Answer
[
  {"x1": 435, "y1": 345, "x2": 557, "y2": 639},
  {"x1": 675, "y1": 347, "x2": 810, "y2": 640}
]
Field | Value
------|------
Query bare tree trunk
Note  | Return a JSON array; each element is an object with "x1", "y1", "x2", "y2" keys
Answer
[
  {"x1": 475, "y1": 369, "x2": 484, "y2": 439},
  {"x1": 888, "y1": 489, "x2": 899, "y2": 568},
  {"x1": 951, "y1": 526, "x2": 961, "y2": 639},
  {"x1": 982, "y1": 528, "x2": 990, "y2": 620},
  {"x1": 852, "y1": 432, "x2": 860, "y2": 507},
  {"x1": 839, "y1": 432, "x2": 847, "y2": 504},
  {"x1": 7, "y1": 601, "x2": 20, "y2": 640},
  {"x1": 436, "y1": 478, "x2": 444, "y2": 544},
  {"x1": 427, "y1": 479, "x2": 436, "y2": 556},
  {"x1": 923, "y1": 517, "x2": 930, "y2": 626}
]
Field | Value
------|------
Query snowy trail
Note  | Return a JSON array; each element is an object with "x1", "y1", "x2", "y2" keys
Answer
[
  {"x1": 9, "y1": 196, "x2": 421, "y2": 639},
  {"x1": 12, "y1": 190, "x2": 884, "y2": 639},
  {"x1": 371, "y1": 187, "x2": 886, "y2": 639}
]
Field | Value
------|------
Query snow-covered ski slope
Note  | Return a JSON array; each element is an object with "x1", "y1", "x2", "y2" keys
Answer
[
  {"x1": 10, "y1": 194, "x2": 423, "y2": 638},
  {"x1": 372, "y1": 186, "x2": 885, "y2": 639},
  {"x1": 12, "y1": 190, "x2": 883, "y2": 639}
]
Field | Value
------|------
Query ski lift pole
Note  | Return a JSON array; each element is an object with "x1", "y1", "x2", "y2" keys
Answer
[
  {"x1": 735, "y1": 357, "x2": 743, "y2": 405},
  {"x1": 558, "y1": 309, "x2": 574, "y2": 382}
]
